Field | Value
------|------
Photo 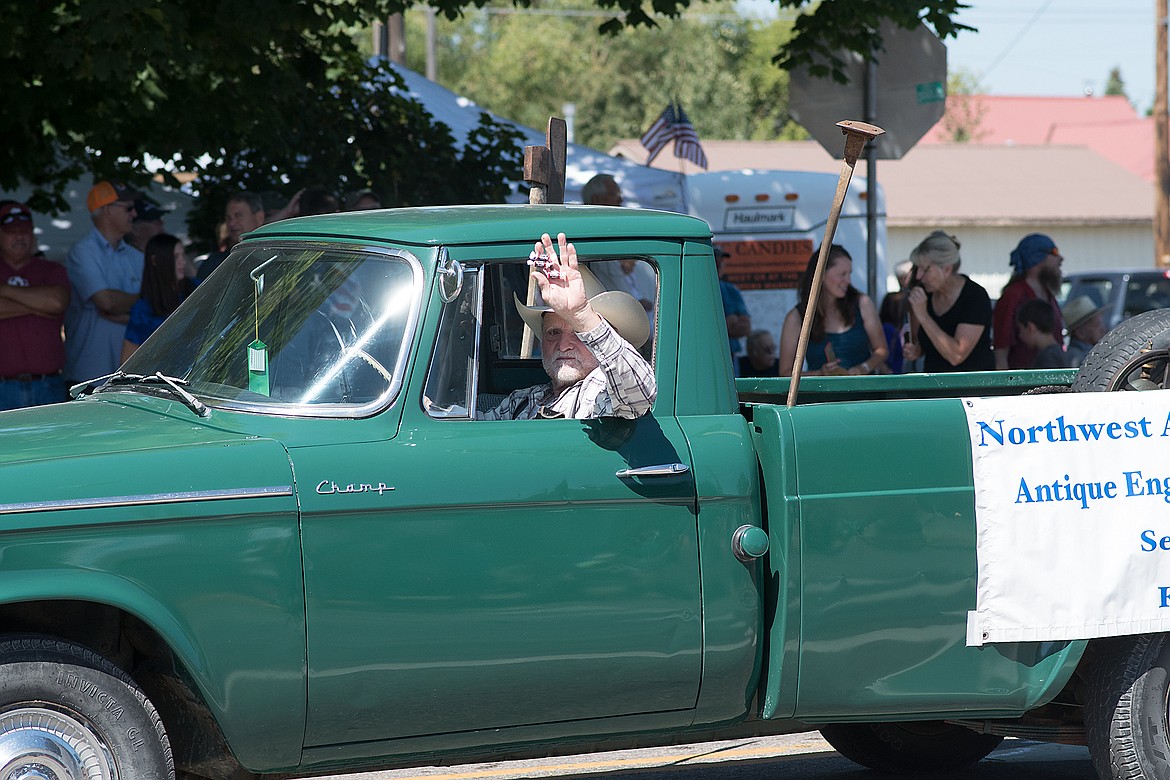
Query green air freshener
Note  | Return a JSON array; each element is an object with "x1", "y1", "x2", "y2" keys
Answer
[{"x1": 248, "y1": 339, "x2": 270, "y2": 396}]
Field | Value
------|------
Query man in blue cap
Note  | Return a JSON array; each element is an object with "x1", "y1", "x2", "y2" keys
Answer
[{"x1": 992, "y1": 233, "x2": 1064, "y2": 369}]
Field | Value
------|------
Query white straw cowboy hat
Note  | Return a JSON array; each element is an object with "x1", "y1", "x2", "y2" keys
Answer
[
  {"x1": 514, "y1": 265, "x2": 651, "y2": 348},
  {"x1": 1063, "y1": 295, "x2": 1105, "y2": 332}
]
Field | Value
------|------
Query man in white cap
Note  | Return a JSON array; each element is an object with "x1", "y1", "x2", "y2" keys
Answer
[
  {"x1": 479, "y1": 232, "x2": 655, "y2": 420},
  {"x1": 1063, "y1": 296, "x2": 1107, "y2": 368}
]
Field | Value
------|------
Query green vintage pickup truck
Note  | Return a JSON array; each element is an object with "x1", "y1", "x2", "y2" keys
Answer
[{"x1": 1, "y1": 205, "x2": 1167, "y2": 780}]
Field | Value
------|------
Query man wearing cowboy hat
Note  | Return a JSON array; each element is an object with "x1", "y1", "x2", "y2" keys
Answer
[
  {"x1": 1063, "y1": 295, "x2": 1107, "y2": 368},
  {"x1": 479, "y1": 232, "x2": 655, "y2": 420}
]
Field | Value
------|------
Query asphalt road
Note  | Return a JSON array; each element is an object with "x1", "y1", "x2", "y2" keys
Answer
[{"x1": 304, "y1": 732, "x2": 1097, "y2": 780}]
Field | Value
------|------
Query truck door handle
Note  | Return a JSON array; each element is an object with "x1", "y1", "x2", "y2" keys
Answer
[{"x1": 615, "y1": 463, "x2": 690, "y2": 478}]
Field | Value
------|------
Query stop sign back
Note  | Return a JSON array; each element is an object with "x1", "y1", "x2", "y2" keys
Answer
[{"x1": 789, "y1": 20, "x2": 947, "y2": 160}]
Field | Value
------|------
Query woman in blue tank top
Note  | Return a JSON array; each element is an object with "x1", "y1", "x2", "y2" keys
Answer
[{"x1": 778, "y1": 245, "x2": 889, "y2": 376}]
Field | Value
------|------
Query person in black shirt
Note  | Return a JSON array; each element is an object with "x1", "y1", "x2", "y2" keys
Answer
[{"x1": 901, "y1": 231, "x2": 994, "y2": 373}]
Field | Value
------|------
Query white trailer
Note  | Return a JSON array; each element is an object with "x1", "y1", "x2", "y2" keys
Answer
[{"x1": 681, "y1": 169, "x2": 888, "y2": 346}]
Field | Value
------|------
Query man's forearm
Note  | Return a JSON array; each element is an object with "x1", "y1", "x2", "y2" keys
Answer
[
  {"x1": 0, "y1": 284, "x2": 68, "y2": 316},
  {"x1": 0, "y1": 298, "x2": 33, "y2": 320},
  {"x1": 92, "y1": 289, "x2": 138, "y2": 317},
  {"x1": 580, "y1": 319, "x2": 656, "y2": 417}
]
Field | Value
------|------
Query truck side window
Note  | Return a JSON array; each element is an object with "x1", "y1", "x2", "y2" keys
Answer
[
  {"x1": 424, "y1": 258, "x2": 657, "y2": 420},
  {"x1": 491, "y1": 260, "x2": 658, "y2": 361}
]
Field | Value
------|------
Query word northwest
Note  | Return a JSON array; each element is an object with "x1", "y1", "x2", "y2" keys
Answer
[
  {"x1": 1016, "y1": 470, "x2": 1170, "y2": 509},
  {"x1": 976, "y1": 414, "x2": 1162, "y2": 447}
]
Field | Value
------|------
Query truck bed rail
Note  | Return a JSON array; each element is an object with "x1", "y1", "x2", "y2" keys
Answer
[{"x1": 737, "y1": 369, "x2": 1077, "y2": 404}]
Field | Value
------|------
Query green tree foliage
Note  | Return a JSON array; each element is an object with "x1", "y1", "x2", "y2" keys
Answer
[
  {"x1": 412, "y1": 0, "x2": 970, "y2": 83},
  {"x1": 402, "y1": 1, "x2": 806, "y2": 150},
  {"x1": 2, "y1": 0, "x2": 523, "y2": 244},
  {"x1": 3, "y1": 0, "x2": 966, "y2": 236},
  {"x1": 1105, "y1": 66, "x2": 1128, "y2": 99},
  {"x1": 938, "y1": 67, "x2": 987, "y2": 143}
]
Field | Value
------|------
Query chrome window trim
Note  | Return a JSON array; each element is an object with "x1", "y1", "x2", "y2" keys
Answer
[
  {"x1": 467, "y1": 264, "x2": 485, "y2": 416},
  {"x1": 114, "y1": 240, "x2": 427, "y2": 419},
  {"x1": 0, "y1": 486, "x2": 294, "y2": 515}
]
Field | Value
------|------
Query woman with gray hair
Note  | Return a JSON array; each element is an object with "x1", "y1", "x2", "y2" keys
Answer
[{"x1": 902, "y1": 230, "x2": 994, "y2": 372}]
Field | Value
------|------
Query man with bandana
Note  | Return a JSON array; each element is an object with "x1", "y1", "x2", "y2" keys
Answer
[{"x1": 992, "y1": 233, "x2": 1065, "y2": 370}]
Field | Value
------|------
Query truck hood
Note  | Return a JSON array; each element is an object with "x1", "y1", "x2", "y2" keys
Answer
[{"x1": 0, "y1": 397, "x2": 295, "y2": 523}]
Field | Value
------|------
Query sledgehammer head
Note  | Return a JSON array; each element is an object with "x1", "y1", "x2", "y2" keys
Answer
[{"x1": 836, "y1": 120, "x2": 885, "y2": 163}]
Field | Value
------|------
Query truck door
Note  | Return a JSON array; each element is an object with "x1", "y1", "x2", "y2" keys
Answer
[{"x1": 299, "y1": 253, "x2": 702, "y2": 748}]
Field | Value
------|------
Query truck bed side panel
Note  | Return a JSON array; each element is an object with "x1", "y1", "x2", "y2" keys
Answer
[{"x1": 752, "y1": 398, "x2": 1083, "y2": 719}]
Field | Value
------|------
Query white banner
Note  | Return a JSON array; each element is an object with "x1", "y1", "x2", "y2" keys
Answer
[{"x1": 964, "y1": 391, "x2": 1170, "y2": 646}]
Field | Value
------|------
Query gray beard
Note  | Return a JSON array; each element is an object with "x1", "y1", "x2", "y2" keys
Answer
[{"x1": 543, "y1": 356, "x2": 589, "y2": 391}]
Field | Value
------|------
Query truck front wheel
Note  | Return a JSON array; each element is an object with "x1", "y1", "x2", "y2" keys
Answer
[
  {"x1": 817, "y1": 721, "x2": 1002, "y2": 773},
  {"x1": 0, "y1": 636, "x2": 175, "y2": 780},
  {"x1": 1086, "y1": 634, "x2": 1170, "y2": 780}
]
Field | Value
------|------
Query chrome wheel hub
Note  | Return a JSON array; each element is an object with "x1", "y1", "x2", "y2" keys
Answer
[{"x1": 0, "y1": 707, "x2": 116, "y2": 780}]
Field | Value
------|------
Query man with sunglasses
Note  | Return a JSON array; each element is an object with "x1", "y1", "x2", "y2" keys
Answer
[
  {"x1": 0, "y1": 202, "x2": 70, "y2": 409},
  {"x1": 64, "y1": 180, "x2": 144, "y2": 385}
]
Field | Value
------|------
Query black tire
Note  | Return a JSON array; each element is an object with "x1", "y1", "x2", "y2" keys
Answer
[
  {"x1": 1073, "y1": 309, "x2": 1170, "y2": 392},
  {"x1": 818, "y1": 721, "x2": 1003, "y2": 774},
  {"x1": 0, "y1": 635, "x2": 175, "y2": 779},
  {"x1": 1085, "y1": 634, "x2": 1170, "y2": 780}
]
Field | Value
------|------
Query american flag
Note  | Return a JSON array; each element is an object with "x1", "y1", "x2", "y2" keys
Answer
[{"x1": 639, "y1": 103, "x2": 708, "y2": 170}]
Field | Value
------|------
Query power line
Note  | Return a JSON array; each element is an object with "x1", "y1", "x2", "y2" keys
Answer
[{"x1": 982, "y1": 0, "x2": 1057, "y2": 78}]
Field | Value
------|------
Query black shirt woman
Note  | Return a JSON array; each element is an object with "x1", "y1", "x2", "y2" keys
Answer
[{"x1": 902, "y1": 230, "x2": 994, "y2": 372}]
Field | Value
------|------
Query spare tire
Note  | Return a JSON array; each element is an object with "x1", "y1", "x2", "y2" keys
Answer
[{"x1": 1073, "y1": 309, "x2": 1170, "y2": 392}]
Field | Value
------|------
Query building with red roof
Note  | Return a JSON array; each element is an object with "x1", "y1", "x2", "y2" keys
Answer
[{"x1": 611, "y1": 94, "x2": 1158, "y2": 295}]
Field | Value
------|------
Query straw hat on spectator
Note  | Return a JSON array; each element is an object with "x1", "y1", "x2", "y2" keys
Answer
[{"x1": 1063, "y1": 296, "x2": 1105, "y2": 332}]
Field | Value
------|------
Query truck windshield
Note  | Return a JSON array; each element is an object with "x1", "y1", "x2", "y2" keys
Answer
[{"x1": 119, "y1": 242, "x2": 422, "y2": 416}]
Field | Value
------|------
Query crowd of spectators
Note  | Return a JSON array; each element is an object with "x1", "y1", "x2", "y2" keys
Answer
[
  {"x1": 762, "y1": 230, "x2": 1105, "y2": 377},
  {"x1": 0, "y1": 181, "x2": 380, "y2": 411},
  {"x1": 0, "y1": 174, "x2": 1123, "y2": 414}
]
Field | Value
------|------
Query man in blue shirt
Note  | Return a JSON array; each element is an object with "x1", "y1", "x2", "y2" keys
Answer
[
  {"x1": 716, "y1": 248, "x2": 751, "y2": 367},
  {"x1": 64, "y1": 181, "x2": 144, "y2": 384}
]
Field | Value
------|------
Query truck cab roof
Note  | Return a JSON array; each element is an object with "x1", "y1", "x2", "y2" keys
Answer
[{"x1": 245, "y1": 204, "x2": 715, "y2": 247}]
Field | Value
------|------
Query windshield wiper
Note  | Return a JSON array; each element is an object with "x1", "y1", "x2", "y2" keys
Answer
[
  {"x1": 69, "y1": 370, "x2": 145, "y2": 399},
  {"x1": 69, "y1": 371, "x2": 210, "y2": 418},
  {"x1": 138, "y1": 372, "x2": 210, "y2": 417}
]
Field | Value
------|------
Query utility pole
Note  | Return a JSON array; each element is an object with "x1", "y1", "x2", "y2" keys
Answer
[
  {"x1": 426, "y1": 7, "x2": 437, "y2": 80},
  {"x1": 372, "y1": 19, "x2": 388, "y2": 58},
  {"x1": 388, "y1": 14, "x2": 406, "y2": 64},
  {"x1": 1157, "y1": 0, "x2": 1169, "y2": 266}
]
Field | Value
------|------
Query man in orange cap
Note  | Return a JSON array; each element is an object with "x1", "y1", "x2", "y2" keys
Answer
[
  {"x1": 0, "y1": 202, "x2": 70, "y2": 409},
  {"x1": 64, "y1": 180, "x2": 144, "y2": 383}
]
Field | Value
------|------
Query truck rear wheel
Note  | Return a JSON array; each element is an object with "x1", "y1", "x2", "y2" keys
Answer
[
  {"x1": 0, "y1": 636, "x2": 174, "y2": 779},
  {"x1": 1072, "y1": 309, "x2": 1170, "y2": 392},
  {"x1": 817, "y1": 721, "x2": 1003, "y2": 773},
  {"x1": 1085, "y1": 634, "x2": 1170, "y2": 780}
]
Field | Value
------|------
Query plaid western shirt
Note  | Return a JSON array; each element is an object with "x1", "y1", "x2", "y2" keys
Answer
[{"x1": 479, "y1": 319, "x2": 655, "y2": 420}]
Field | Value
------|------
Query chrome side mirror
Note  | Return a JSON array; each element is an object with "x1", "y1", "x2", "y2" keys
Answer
[{"x1": 436, "y1": 247, "x2": 463, "y2": 304}]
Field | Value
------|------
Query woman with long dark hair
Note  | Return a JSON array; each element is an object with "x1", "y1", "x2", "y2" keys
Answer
[
  {"x1": 778, "y1": 245, "x2": 887, "y2": 376},
  {"x1": 121, "y1": 233, "x2": 194, "y2": 361}
]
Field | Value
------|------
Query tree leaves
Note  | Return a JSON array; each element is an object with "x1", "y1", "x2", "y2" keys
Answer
[
  {"x1": 2, "y1": 0, "x2": 967, "y2": 237},
  {"x1": 3, "y1": 0, "x2": 522, "y2": 241}
]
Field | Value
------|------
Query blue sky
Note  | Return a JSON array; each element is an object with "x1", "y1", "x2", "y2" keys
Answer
[
  {"x1": 946, "y1": 1, "x2": 1155, "y2": 111},
  {"x1": 736, "y1": 1, "x2": 1158, "y2": 112}
]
